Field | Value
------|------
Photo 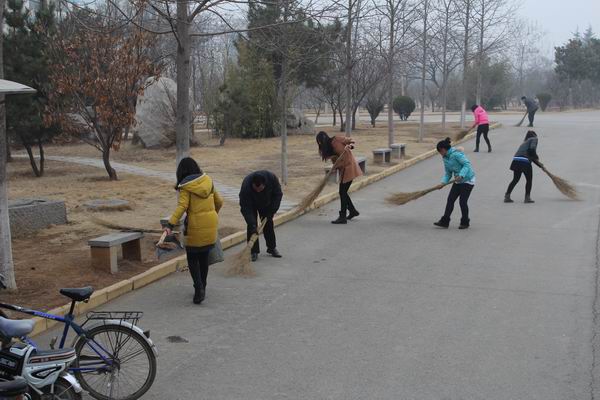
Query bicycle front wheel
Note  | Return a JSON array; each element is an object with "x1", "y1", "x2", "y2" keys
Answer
[{"x1": 73, "y1": 325, "x2": 156, "y2": 400}]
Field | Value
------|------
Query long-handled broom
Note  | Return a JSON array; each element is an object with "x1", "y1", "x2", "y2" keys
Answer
[
  {"x1": 225, "y1": 218, "x2": 267, "y2": 277},
  {"x1": 515, "y1": 111, "x2": 528, "y2": 127},
  {"x1": 91, "y1": 217, "x2": 170, "y2": 234},
  {"x1": 532, "y1": 160, "x2": 579, "y2": 200},
  {"x1": 386, "y1": 180, "x2": 454, "y2": 206},
  {"x1": 293, "y1": 149, "x2": 349, "y2": 214}
]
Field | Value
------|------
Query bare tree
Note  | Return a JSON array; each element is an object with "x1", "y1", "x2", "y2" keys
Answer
[
  {"x1": 509, "y1": 19, "x2": 542, "y2": 96},
  {"x1": 458, "y1": 0, "x2": 473, "y2": 128},
  {"x1": 472, "y1": 0, "x2": 516, "y2": 104},
  {"x1": 372, "y1": 0, "x2": 419, "y2": 146},
  {"x1": 417, "y1": 0, "x2": 429, "y2": 142},
  {"x1": 430, "y1": 0, "x2": 462, "y2": 131}
]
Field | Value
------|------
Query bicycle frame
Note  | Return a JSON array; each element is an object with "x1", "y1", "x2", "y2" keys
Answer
[{"x1": 0, "y1": 301, "x2": 115, "y2": 374}]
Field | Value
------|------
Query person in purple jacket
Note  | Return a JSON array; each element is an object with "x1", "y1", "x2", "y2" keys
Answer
[{"x1": 471, "y1": 104, "x2": 491, "y2": 153}]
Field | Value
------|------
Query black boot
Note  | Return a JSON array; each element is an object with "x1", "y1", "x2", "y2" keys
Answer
[
  {"x1": 331, "y1": 211, "x2": 347, "y2": 224},
  {"x1": 193, "y1": 285, "x2": 205, "y2": 304},
  {"x1": 474, "y1": 148, "x2": 479, "y2": 152},
  {"x1": 459, "y1": 218, "x2": 470, "y2": 229},
  {"x1": 524, "y1": 195, "x2": 535, "y2": 203},
  {"x1": 347, "y1": 209, "x2": 360, "y2": 220},
  {"x1": 434, "y1": 216, "x2": 450, "y2": 228},
  {"x1": 504, "y1": 194, "x2": 514, "y2": 203},
  {"x1": 488, "y1": 146, "x2": 492, "y2": 153}
]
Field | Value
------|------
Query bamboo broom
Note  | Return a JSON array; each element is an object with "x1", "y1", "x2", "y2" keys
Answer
[
  {"x1": 515, "y1": 111, "x2": 528, "y2": 127},
  {"x1": 532, "y1": 160, "x2": 579, "y2": 200},
  {"x1": 225, "y1": 218, "x2": 267, "y2": 277},
  {"x1": 294, "y1": 149, "x2": 349, "y2": 213},
  {"x1": 386, "y1": 181, "x2": 454, "y2": 206},
  {"x1": 454, "y1": 127, "x2": 475, "y2": 142},
  {"x1": 91, "y1": 217, "x2": 174, "y2": 234}
]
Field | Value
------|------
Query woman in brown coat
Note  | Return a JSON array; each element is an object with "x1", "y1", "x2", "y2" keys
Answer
[{"x1": 316, "y1": 131, "x2": 363, "y2": 224}]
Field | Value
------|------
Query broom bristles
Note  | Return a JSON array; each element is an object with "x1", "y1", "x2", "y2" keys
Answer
[
  {"x1": 386, "y1": 183, "x2": 448, "y2": 206},
  {"x1": 225, "y1": 218, "x2": 267, "y2": 277},
  {"x1": 455, "y1": 128, "x2": 473, "y2": 141},
  {"x1": 534, "y1": 161, "x2": 579, "y2": 200},
  {"x1": 515, "y1": 111, "x2": 528, "y2": 127}
]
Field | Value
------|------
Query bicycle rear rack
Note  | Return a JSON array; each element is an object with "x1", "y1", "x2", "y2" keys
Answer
[{"x1": 83, "y1": 311, "x2": 143, "y2": 326}]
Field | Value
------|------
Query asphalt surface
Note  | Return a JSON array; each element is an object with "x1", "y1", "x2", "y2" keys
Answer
[{"x1": 41, "y1": 111, "x2": 600, "y2": 399}]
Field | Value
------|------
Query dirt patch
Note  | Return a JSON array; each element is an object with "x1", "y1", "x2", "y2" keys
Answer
[{"x1": 5, "y1": 120, "x2": 464, "y2": 311}]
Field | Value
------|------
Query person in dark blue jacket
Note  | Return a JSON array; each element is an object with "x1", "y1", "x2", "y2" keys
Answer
[
  {"x1": 505, "y1": 131, "x2": 539, "y2": 203},
  {"x1": 521, "y1": 96, "x2": 539, "y2": 127},
  {"x1": 434, "y1": 138, "x2": 476, "y2": 229},
  {"x1": 239, "y1": 170, "x2": 283, "y2": 262}
]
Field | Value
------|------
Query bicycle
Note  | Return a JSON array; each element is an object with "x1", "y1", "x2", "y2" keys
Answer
[{"x1": 0, "y1": 287, "x2": 157, "y2": 400}]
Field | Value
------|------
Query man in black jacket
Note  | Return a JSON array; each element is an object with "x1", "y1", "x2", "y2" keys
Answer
[
  {"x1": 521, "y1": 96, "x2": 539, "y2": 127},
  {"x1": 239, "y1": 170, "x2": 283, "y2": 262}
]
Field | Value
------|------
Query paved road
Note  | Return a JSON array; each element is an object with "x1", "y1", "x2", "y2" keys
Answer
[{"x1": 42, "y1": 111, "x2": 600, "y2": 399}]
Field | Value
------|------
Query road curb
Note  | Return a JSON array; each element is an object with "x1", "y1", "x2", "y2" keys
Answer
[{"x1": 31, "y1": 123, "x2": 501, "y2": 337}]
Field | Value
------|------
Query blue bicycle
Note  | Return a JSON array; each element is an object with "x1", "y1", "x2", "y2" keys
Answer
[{"x1": 0, "y1": 287, "x2": 157, "y2": 400}]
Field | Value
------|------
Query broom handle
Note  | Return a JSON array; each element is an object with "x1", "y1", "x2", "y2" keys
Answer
[
  {"x1": 328, "y1": 148, "x2": 349, "y2": 177},
  {"x1": 248, "y1": 218, "x2": 268, "y2": 244},
  {"x1": 157, "y1": 231, "x2": 167, "y2": 246}
]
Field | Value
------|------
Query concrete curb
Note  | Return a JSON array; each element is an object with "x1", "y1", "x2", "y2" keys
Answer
[{"x1": 31, "y1": 123, "x2": 501, "y2": 337}]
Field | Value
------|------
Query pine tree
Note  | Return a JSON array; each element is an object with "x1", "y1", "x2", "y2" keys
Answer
[{"x1": 3, "y1": 0, "x2": 58, "y2": 177}]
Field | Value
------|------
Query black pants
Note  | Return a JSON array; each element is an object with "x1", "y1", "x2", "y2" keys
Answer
[
  {"x1": 506, "y1": 164, "x2": 533, "y2": 196},
  {"x1": 339, "y1": 180, "x2": 356, "y2": 215},
  {"x1": 186, "y1": 249, "x2": 209, "y2": 290},
  {"x1": 247, "y1": 209, "x2": 276, "y2": 254},
  {"x1": 528, "y1": 109, "x2": 537, "y2": 126},
  {"x1": 475, "y1": 124, "x2": 490, "y2": 150},
  {"x1": 443, "y1": 183, "x2": 474, "y2": 222}
]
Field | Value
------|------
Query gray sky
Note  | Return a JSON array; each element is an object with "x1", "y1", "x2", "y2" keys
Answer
[{"x1": 520, "y1": 0, "x2": 600, "y2": 53}]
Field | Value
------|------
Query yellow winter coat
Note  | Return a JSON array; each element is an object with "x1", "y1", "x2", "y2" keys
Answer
[{"x1": 168, "y1": 174, "x2": 223, "y2": 248}]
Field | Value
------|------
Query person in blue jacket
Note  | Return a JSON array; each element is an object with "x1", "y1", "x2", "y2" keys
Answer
[{"x1": 434, "y1": 137, "x2": 476, "y2": 229}]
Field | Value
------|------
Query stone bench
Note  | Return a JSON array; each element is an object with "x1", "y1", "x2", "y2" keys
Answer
[
  {"x1": 390, "y1": 143, "x2": 406, "y2": 159},
  {"x1": 89, "y1": 232, "x2": 144, "y2": 274},
  {"x1": 324, "y1": 156, "x2": 367, "y2": 183},
  {"x1": 372, "y1": 148, "x2": 392, "y2": 164}
]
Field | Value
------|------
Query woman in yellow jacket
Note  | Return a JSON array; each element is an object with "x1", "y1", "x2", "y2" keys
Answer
[{"x1": 165, "y1": 158, "x2": 223, "y2": 304}]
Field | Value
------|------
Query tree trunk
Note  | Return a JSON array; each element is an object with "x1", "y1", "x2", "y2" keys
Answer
[
  {"x1": 102, "y1": 146, "x2": 118, "y2": 180},
  {"x1": 344, "y1": 0, "x2": 353, "y2": 137},
  {"x1": 387, "y1": 5, "x2": 395, "y2": 147},
  {"x1": 175, "y1": 0, "x2": 192, "y2": 166},
  {"x1": 441, "y1": 4, "x2": 449, "y2": 133},
  {"x1": 0, "y1": 0, "x2": 17, "y2": 290},
  {"x1": 331, "y1": 104, "x2": 337, "y2": 126},
  {"x1": 460, "y1": 0, "x2": 471, "y2": 129},
  {"x1": 475, "y1": 0, "x2": 484, "y2": 105},
  {"x1": 38, "y1": 137, "x2": 44, "y2": 176},
  {"x1": 22, "y1": 141, "x2": 41, "y2": 177},
  {"x1": 5, "y1": 139, "x2": 10, "y2": 163},
  {"x1": 338, "y1": 108, "x2": 345, "y2": 132},
  {"x1": 279, "y1": 55, "x2": 289, "y2": 185},
  {"x1": 418, "y1": 0, "x2": 429, "y2": 143}
]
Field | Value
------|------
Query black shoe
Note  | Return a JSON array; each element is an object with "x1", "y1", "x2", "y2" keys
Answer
[
  {"x1": 504, "y1": 194, "x2": 514, "y2": 203},
  {"x1": 347, "y1": 209, "x2": 360, "y2": 220},
  {"x1": 474, "y1": 148, "x2": 479, "y2": 152},
  {"x1": 267, "y1": 248, "x2": 282, "y2": 258},
  {"x1": 251, "y1": 253, "x2": 258, "y2": 262},
  {"x1": 193, "y1": 286, "x2": 205, "y2": 304},
  {"x1": 524, "y1": 196, "x2": 535, "y2": 204},
  {"x1": 331, "y1": 212, "x2": 347, "y2": 224},
  {"x1": 459, "y1": 218, "x2": 470, "y2": 229},
  {"x1": 488, "y1": 148, "x2": 492, "y2": 153},
  {"x1": 433, "y1": 217, "x2": 450, "y2": 228},
  {"x1": 527, "y1": 124, "x2": 533, "y2": 127}
]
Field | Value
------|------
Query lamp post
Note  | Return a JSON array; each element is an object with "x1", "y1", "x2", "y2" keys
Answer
[{"x1": 0, "y1": 79, "x2": 36, "y2": 289}]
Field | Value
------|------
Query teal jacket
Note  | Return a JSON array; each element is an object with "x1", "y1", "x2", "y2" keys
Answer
[{"x1": 442, "y1": 147, "x2": 475, "y2": 184}]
